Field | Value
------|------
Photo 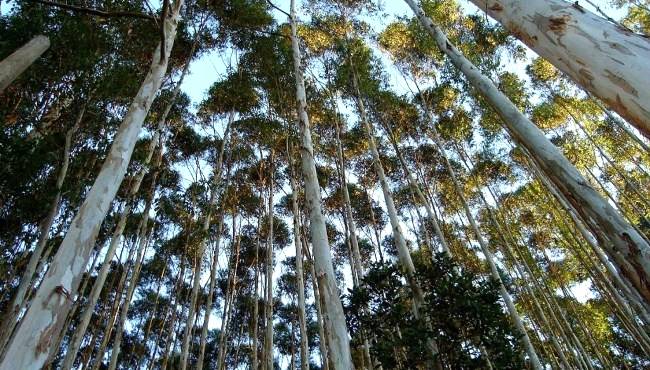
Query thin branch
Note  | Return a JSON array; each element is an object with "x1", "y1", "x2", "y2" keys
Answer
[
  {"x1": 27, "y1": 0, "x2": 158, "y2": 21},
  {"x1": 266, "y1": 0, "x2": 290, "y2": 19}
]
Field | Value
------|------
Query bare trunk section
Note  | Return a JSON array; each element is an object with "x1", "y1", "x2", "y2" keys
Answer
[
  {"x1": 180, "y1": 112, "x2": 233, "y2": 370},
  {"x1": 423, "y1": 123, "x2": 543, "y2": 370},
  {"x1": 289, "y1": 160, "x2": 310, "y2": 370},
  {"x1": 469, "y1": 0, "x2": 650, "y2": 139},
  {"x1": 0, "y1": 102, "x2": 84, "y2": 353},
  {"x1": 196, "y1": 211, "x2": 225, "y2": 370},
  {"x1": 107, "y1": 210, "x2": 154, "y2": 370},
  {"x1": 289, "y1": 1, "x2": 354, "y2": 368},
  {"x1": 263, "y1": 153, "x2": 275, "y2": 370},
  {"x1": 0, "y1": 3, "x2": 182, "y2": 368},
  {"x1": 0, "y1": 35, "x2": 50, "y2": 93},
  {"x1": 62, "y1": 104, "x2": 167, "y2": 370},
  {"x1": 404, "y1": 0, "x2": 650, "y2": 306}
]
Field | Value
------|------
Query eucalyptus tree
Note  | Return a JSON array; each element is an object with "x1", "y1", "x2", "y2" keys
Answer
[
  {"x1": 469, "y1": 0, "x2": 650, "y2": 139},
  {"x1": 0, "y1": 35, "x2": 50, "y2": 93},
  {"x1": 0, "y1": 0, "x2": 187, "y2": 367},
  {"x1": 401, "y1": 0, "x2": 650, "y2": 307}
]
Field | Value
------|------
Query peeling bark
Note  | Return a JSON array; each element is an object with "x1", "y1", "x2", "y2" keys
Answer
[
  {"x1": 405, "y1": 0, "x2": 650, "y2": 307},
  {"x1": 468, "y1": 0, "x2": 650, "y2": 138}
]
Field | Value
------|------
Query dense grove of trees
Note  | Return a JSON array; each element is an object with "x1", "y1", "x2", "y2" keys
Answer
[{"x1": 1, "y1": 0, "x2": 649, "y2": 369}]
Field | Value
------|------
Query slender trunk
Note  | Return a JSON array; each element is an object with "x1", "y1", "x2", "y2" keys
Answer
[
  {"x1": 381, "y1": 118, "x2": 450, "y2": 255},
  {"x1": 289, "y1": 161, "x2": 310, "y2": 370},
  {"x1": 350, "y1": 67, "x2": 443, "y2": 367},
  {"x1": 404, "y1": 0, "x2": 650, "y2": 306},
  {"x1": 0, "y1": 35, "x2": 50, "y2": 93},
  {"x1": 264, "y1": 153, "x2": 275, "y2": 370},
  {"x1": 180, "y1": 112, "x2": 233, "y2": 370},
  {"x1": 469, "y1": 0, "x2": 650, "y2": 139},
  {"x1": 423, "y1": 124, "x2": 543, "y2": 369},
  {"x1": 196, "y1": 211, "x2": 225, "y2": 370},
  {"x1": 251, "y1": 218, "x2": 261, "y2": 370},
  {"x1": 308, "y1": 247, "x2": 330, "y2": 370},
  {"x1": 0, "y1": 4, "x2": 182, "y2": 368},
  {"x1": 107, "y1": 218, "x2": 154, "y2": 370},
  {"x1": 289, "y1": 2, "x2": 354, "y2": 368},
  {"x1": 0, "y1": 102, "x2": 84, "y2": 353}
]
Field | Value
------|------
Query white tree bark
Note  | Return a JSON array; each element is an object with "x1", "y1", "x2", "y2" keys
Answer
[
  {"x1": 468, "y1": 0, "x2": 650, "y2": 139},
  {"x1": 424, "y1": 123, "x2": 543, "y2": 370},
  {"x1": 404, "y1": 0, "x2": 650, "y2": 306},
  {"x1": 290, "y1": 1, "x2": 354, "y2": 368},
  {"x1": 0, "y1": 3, "x2": 182, "y2": 368},
  {"x1": 196, "y1": 211, "x2": 224, "y2": 370},
  {"x1": 180, "y1": 112, "x2": 233, "y2": 370},
  {"x1": 0, "y1": 35, "x2": 50, "y2": 93},
  {"x1": 290, "y1": 167, "x2": 310, "y2": 370},
  {"x1": 264, "y1": 155, "x2": 275, "y2": 370},
  {"x1": 0, "y1": 102, "x2": 83, "y2": 353},
  {"x1": 107, "y1": 219, "x2": 153, "y2": 370}
]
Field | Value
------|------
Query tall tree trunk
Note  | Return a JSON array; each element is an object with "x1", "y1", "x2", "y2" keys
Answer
[
  {"x1": 62, "y1": 121, "x2": 165, "y2": 370},
  {"x1": 289, "y1": 159, "x2": 310, "y2": 370},
  {"x1": 404, "y1": 0, "x2": 650, "y2": 306},
  {"x1": 306, "y1": 243, "x2": 330, "y2": 370},
  {"x1": 381, "y1": 118, "x2": 450, "y2": 255},
  {"x1": 0, "y1": 4, "x2": 183, "y2": 368},
  {"x1": 263, "y1": 152, "x2": 275, "y2": 370},
  {"x1": 196, "y1": 211, "x2": 225, "y2": 370},
  {"x1": 469, "y1": 0, "x2": 650, "y2": 139},
  {"x1": 0, "y1": 102, "x2": 84, "y2": 353},
  {"x1": 289, "y1": 1, "x2": 354, "y2": 368},
  {"x1": 0, "y1": 35, "x2": 50, "y2": 93},
  {"x1": 351, "y1": 68, "x2": 443, "y2": 368},
  {"x1": 251, "y1": 217, "x2": 262, "y2": 370},
  {"x1": 107, "y1": 214, "x2": 154, "y2": 370},
  {"x1": 180, "y1": 112, "x2": 233, "y2": 370}
]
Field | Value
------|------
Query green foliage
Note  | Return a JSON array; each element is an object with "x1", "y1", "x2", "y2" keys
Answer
[{"x1": 346, "y1": 256, "x2": 525, "y2": 369}]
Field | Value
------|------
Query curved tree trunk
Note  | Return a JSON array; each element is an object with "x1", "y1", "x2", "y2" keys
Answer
[
  {"x1": 0, "y1": 35, "x2": 50, "y2": 93},
  {"x1": 61, "y1": 114, "x2": 166, "y2": 370},
  {"x1": 469, "y1": 0, "x2": 650, "y2": 139},
  {"x1": 404, "y1": 0, "x2": 650, "y2": 306},
  {"x1": 289, "y1": 1, "x2": 354, "y2": 368}
]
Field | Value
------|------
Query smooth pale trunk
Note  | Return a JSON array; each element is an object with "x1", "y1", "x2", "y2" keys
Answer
[
  {"x1": 355, "y1": 87, "x2": 444, "y2": 366},
  {"x1": 62, "y1": 116, "x2": 165, "y2": 370},
  {"x1": 404, "y1": 0, "x2": 650, "y2": 306},
  {"x1": 0, "y1": 5, "x2": 181, "y2": 368},
  {"x1": 0, "y1": 35, "x2": 50, "y2": 93},
  {"x1": 469, "y1": 0, "x2": 650, "y2": 139},
  {"x1": 264, "y1": 161, "x2": 275, "y2": 370},
  {"x1": 383, "y1": 121, "x2": 450, "y2": 255},
  {"x1": 180, "y1": 113, "x2": 233, "y2": 370},
  {"x1": 425, "y1": 124, "x2": 543, "y2": 370},
  {"x1": 290, "y1": 172, "x2": 310, "y2": 370},
  {"x1": 307, "y1": 248, "x2": 330, "y2": 370},
  {"x1": 0, "y1": 104, "x2": 83, "y2": 353},
  {"x1": 334, "y1": 120, "x2": 364, "y2": 283},
  {"x1": 290, "y1": 1, "x2": 354, "y2": 368},
  {"x1": 107, "y1": 216, "x2": 153, "y2": 370},
  {"x1": 196, "y1": 213, "x2": 224, "y2": 370}
]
